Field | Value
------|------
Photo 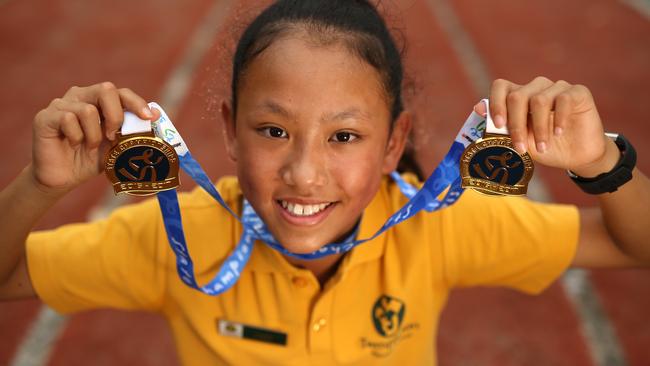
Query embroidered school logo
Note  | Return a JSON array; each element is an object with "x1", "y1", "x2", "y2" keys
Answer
[
  {"x1": 361, "y1": 294, "x2": 420, "y2": 358},
  {"x1": 372, "y1": 295, "x2": 405, "y2": 337}
]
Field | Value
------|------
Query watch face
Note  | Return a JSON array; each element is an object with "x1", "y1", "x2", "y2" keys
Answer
[
  {"x1": 105, "y1": 134, "x2": 180, "y2": 196},
  {"x1": 460, "y1": 135, "x2": 534, "y2": 196}
]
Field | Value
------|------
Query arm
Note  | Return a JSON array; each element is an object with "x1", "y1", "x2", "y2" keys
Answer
[
  {"x1": 480, "y1": 77, "x2": 650, "y2": 268},
  {"x1": 0, "y1": 167, "x2": 64, "y2": 299},
  {"x1": 0, "y1": 82, "x2": 158, "y2": 300},
  {"x1": 572, "y1": 166, "x2": 650, "y2": 268}
]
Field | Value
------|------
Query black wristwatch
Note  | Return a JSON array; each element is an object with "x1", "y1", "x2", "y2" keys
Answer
[{"x1": 568, "y1": 133, "x2": 637, "y2": 195}]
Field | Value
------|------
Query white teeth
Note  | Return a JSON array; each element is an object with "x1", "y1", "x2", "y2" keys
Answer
[
  {"x1": 280, "y1": 200, "x2": 331, "y2": 217},
  {"x1": 304, "y1": 205, "x2": 313, "y2": 215}
]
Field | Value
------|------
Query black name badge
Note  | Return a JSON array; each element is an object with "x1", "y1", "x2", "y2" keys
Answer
[
  {"x1": 460, "y1": 134, "x2": 534, "y2": 196},
  {"x1": 217, "y1": 319, "x2": 287, "y2": 346},
  {"x1": 104, "y1": 131, "x2": 180, "y2": 196}
]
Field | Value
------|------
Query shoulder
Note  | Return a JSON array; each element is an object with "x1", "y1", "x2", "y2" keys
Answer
[
  {"x1": 177, "y1": 176, "x2": 242, "y2": 211},
  {"x1": 168, "y1": 176, "x2": 244, "y2": 274},
  {"x1": 382, "y1": 172, "x2": 578, "y2": 238}
]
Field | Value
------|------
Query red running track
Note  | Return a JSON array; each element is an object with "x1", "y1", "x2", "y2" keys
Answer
[{"x1": 0, "y1": 0, "x2": 648, "y2": 365}]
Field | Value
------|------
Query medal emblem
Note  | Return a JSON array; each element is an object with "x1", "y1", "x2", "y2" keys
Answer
[
  {"x1": 460, "y1": 133, "x2": 534, "y2": 196},
  {"x1": 104, "y1": 131, "x2": 180, "y2": 196}
]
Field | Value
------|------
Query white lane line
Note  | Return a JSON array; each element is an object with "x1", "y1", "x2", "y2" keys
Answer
[
  {"x1": 9, "y1": 307, "x2": 67, "y2": 366},
  {"x1": 10, "y1": 1, "x2": 235, "y2": 365},
  {"x1": 158, "y1": 0, "x2": 235, "y2": 118},
  {"x1": 425, "y1": 0, "x2": 628, "y2": 365},
  {"x1": 620, "y1": 0, "x2": 650, "y2": 20},
  {"x1": 563, "y1": 269, "x2": 628, "y2": 366},
  {"x1": 425, "y1": 0, "x2": 492, "y2": 95}
]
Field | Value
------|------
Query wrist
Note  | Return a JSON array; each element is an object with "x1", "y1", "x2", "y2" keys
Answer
[
  {"x1": 24, "y1": 165, "x2": 71, "y2": 201},
  {"x1": 568, "y1": 133, "x2": 637, "y2": 195},
  {"x1": 570, "y1": 137, "x2": 620, "y2": 178}
]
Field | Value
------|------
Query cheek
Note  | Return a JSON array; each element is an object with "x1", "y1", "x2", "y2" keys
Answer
[
  {"x1": 329, "y1": 144, "x2": 385, "y2": 203},
  {"x1": 236, "y1": 141, "x2": 281, "y2": 202}
]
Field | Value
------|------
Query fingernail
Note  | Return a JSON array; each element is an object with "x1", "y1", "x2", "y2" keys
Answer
[
  {"x1": 514, "y1": 142, "x2": 527, "y2": 153},
  {"x1": 494, "y1": 115, "x2": 506, "y2": 128},
  {"x1": 537, "y1": 141, "x2": 547, "y2": 153},
  {"x1": 554, "y1": 127, "x2": 563, "y2": 136},
  {"x1": 142, "y1": 107, "x2": 153, "y2": 119}
]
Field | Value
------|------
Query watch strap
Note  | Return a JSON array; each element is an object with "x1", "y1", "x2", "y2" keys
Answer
[{"x1": 568, "y1": 133, "x2": 636, "y2": 194}]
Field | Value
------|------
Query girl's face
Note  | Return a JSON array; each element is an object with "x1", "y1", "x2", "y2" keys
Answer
[{"x1": 223, "y1": 36, "x2": 409, "y2": 253}]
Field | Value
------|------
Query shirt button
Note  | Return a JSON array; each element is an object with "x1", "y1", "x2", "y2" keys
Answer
[
  {"x1": 292, "y1": 276, "x2": 308, "y2": 287},
  {"x1": 313, "y1": 318, "x2": 327, "y2": 332}
]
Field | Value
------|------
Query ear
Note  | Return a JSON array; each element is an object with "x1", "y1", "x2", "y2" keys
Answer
[
  {"x1": 381, "y1": 111, "x2": 412, "y2": 174},
  {"x1": 221, "y1": 100, "x2": 237, "y2": 162}
]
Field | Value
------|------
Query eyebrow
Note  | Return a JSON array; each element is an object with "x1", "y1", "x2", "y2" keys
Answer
[
  {"x1": 323, "y1": 108, "x2": 368, "y2": 122},
  {"x1": 257, "y1": 100, "x2": 291, "y2": 118},
  {"x1": 255, "y1": 100, "x2": 368, "y2": 123}
]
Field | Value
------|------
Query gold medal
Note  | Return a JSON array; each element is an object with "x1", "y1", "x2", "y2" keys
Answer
[
  {"x1": 460, "y1": 133, "x2": 534, "y2": 195},
  {"x1": 460, "y1": 100, "x2": 534, "y2": 196},
  {"x1": 104, "y1": 131, "x2": 180, "y2": 196}
]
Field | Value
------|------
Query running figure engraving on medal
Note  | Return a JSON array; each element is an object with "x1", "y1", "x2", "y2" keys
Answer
[
  {"x1": 472, "y1": 150, "x2": 522, "y2": 185},
  {"x1": 117, "y1": 149, "x2": 165, "y2": 182}
]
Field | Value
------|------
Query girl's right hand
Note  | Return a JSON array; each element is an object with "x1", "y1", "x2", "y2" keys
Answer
[{"x1": 31, "y1": 82, "x2": 159, "y2": 193}]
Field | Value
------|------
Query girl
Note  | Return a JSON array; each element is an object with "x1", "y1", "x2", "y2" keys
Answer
[{"x1": 1, "y1": 0, "x2": 648, "y2": 365}]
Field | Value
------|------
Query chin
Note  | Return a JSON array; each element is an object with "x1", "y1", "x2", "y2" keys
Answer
[{"x1": 275, "y1": 237, "x2": 328, "y2": 255}]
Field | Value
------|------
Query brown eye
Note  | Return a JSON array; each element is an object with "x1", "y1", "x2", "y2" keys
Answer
[
  {"x1": 269, "y1": 127, "x2": 285, "y2": 138},
  {"x1": 331, "y1": 131, "x2": 358, "y2": 143},
  {"x1": 259, "y1": 126, "x2": 288, "y2": 139}
]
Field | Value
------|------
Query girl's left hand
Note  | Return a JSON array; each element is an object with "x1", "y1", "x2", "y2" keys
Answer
[{"x1": 474, "y1": 77, "x2": 616, "y2": 177}]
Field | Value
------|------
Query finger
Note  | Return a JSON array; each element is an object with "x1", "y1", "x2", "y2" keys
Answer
[
  {"x1": 95, "y1": 83, "x2": 125, "y2": 141},
  {"x1": 554, "y1": 84, "x2": 592, "y2": 136},
  {"x1": 505, "y1": 76, "x2": 554, "y2": 153},
  {"x1": 64, "y1": 82, "x2": 123, "y2": 140},
  {"x1": 489, "y1": 78, "x2": 519, "y2": 128},
  {"x1": 56, "y1": 111, "x2": 85, "y2": 147},
  {"x1": 118, "y1": 87, "x2": 154, "y2": 120},
  {"x1": 529, "y1": 80, "x2": 571, "y2": 152},
  {"x1": 52, "y1": 99, "x2": 103, "y2": 149},
  {"x1": 149, "y1": 106, "x2": 162, "y2": 122},
  {"x1": 473, "y1": 101, "x2": 487, "y2": 116}
]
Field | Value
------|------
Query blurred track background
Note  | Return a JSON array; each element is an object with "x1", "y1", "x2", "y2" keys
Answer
[{"x1": 1, "y1": 0, "x2": 649, "y2": 365}]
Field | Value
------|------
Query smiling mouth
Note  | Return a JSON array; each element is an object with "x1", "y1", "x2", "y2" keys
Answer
[{"x1": 277, "y1": 200, "x2": 334, "y2": 217}]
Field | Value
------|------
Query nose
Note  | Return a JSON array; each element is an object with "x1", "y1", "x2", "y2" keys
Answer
[{"x1": 280, "y1": 140, "x2": 328, "y2": 191}]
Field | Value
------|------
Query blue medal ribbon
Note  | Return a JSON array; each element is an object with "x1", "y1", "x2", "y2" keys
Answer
[{"x1": 150, "y1": 102, "x2": 487, "y2": 296}]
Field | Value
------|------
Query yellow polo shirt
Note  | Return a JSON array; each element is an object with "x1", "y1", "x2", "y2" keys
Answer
[{"x1": 26, "y1": 175, "x2": 579, "y2": 365}]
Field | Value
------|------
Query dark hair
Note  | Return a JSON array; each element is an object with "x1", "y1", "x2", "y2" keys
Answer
[{"x1": 231, "y1": 0, "x2": 423, "y2": 179}]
